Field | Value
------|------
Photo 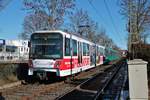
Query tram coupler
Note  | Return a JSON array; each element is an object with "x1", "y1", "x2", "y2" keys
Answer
[{"x1": 37, "y1": 72, "x2": 47, "y2": 80}]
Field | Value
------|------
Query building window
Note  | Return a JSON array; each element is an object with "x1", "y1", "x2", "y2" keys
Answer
[
  {"x1": 27, "y1": 48, "x2": 28, "y2": 52},
  {"x1": 0, "y1": 45, "x2": 3, "y2": 52},
  {"x1": 6, "y1": 46, "x2": 17, "y2": 52},
  {"x1": 21, "y1": 47, "x2": 23, "y2": 52}
]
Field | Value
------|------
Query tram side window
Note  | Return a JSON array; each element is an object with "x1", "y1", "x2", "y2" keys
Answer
[
  {"x1": 83, "y1": 43, "x2": 89, "y2": 56},
  {"x1": 83, "y1": 43, "x2": 86, "y2": 56},
  {"x1": 87, "y1": 44, "x2": 89, "y2": 56},
  {"x1": 105, "y1": 48, "x2": 109, "y2": 56},
  {"x1": 99, "y1": 48, "x2": 101, "y2": 55},
  {"x1": 102, "y1": 48, "x2": 105, "y2": 55},
  {"x1": 96, "y1": 46, "x2": 98, "y2": 55},
  {"x1": 100, "y1": 48, "x2": 103, "y2": 55},
  {"x1": 65, "y1": 38, "x2": 70, "y2": 56},
  {"x1": 73, "y1": 40, "x2": 77, "y2": 56}
]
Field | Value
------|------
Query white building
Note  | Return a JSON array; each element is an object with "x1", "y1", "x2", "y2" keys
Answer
[{"x1": 0, "y1": 39, "x2": 29, "y2": 62}]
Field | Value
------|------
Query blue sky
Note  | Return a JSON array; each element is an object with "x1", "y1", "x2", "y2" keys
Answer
[{"x1": 0, "y1": 0, "x2": 127, "y2": 49}]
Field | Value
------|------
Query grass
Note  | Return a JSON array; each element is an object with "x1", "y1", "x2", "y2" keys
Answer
[{"x1": 0, "y1": 64, "x2": 19, "y2": 86}]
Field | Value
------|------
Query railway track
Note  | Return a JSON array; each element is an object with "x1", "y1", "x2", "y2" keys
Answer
[
  {"x1": 0, "y1": 61, "x2": 119, "y2": 100},
  {"x1": 56, "y1": 60, "x2": 127, "y2": 100},
  {"x1": 95, "y1": 61, "x2": 127, "y2": 99}
]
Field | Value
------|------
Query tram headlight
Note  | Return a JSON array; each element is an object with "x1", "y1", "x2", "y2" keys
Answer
[{"x1": 54, "y1": 60, "x2": 61, "y2": 68}]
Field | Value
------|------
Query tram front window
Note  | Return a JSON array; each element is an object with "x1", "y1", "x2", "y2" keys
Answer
[{"x1": 30, "y1": 33, "x2": 63, "y2": 59}]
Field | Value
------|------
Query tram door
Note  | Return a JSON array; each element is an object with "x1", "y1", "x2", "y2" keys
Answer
[
  {"x1": 90, "y1": 45, "x2": 96, "y2": 65},
  {"x1": 78, "y1": 42, "x2": 82, "y2": 65}
]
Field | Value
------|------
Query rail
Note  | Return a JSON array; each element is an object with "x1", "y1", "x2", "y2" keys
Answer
[
  {"x1": 56, "y1": 59, "x2": 127, "y2": 100},
  {"x1": 94, "y1": 61, "x2": 127, "y2": 99}
]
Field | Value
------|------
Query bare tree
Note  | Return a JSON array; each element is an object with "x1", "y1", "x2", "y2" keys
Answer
[
  {"x1": 0, "y1": 0, "x2": 12, "y2": 12},
  {"x1": 20, "y1": 0, "x2": 75, "y2": 39},
  {"x1": 20, "y1": 11, "x2": 51, "y2": 39},
  {"x1": 69, "y1": 9, "x2": 89, "y2": 34},
  {"x1": 120, "y1": 0, "x2": 150, "y2": 50},
  {"x1": 95, "y1": 28, "x2": 116, "y2": 48},
  {"x1": 68, "y1": 8, "x2": 117, "y2": 47},
  {"x1": 68, "y1": 9, "x2": 98, "y2": 41}
]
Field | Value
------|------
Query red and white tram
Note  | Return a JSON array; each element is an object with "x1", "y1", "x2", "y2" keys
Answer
[{"x1": 28, "y1": 30, "x2": 105, "y2": 79}]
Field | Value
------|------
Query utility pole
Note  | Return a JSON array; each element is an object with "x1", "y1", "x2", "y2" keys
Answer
[
  {"x1": 128, "y1": 0, "x2": 132, "y2": 60},
  {"x1": 70, "y1": 31, "x2": 73, "y2": 80},
  {"x1": 128, "y1": 0, "x2": 135, "y2": 60}
]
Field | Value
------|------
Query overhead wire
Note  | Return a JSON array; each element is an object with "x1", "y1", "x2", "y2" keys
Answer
[
  {"x1": 87, "y1": 0, "x2": 124, "y2": 47},
  {"x1": 103, "y1": 0, "x2": 124, "y2": 45},
  {"x1": 87, "y1": 0, "x2": 107, "y2": 27}
]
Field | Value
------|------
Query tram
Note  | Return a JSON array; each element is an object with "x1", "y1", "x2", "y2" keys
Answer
[{"x1": 28, "y1": 30, "x2": 106, "y2": 79}]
